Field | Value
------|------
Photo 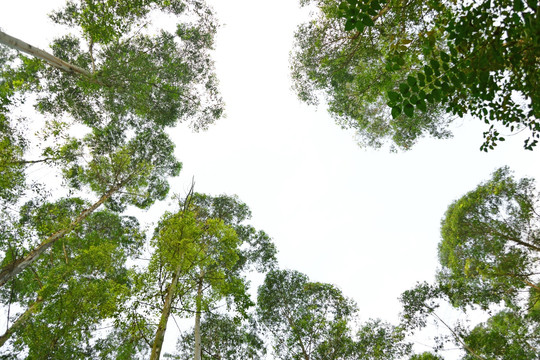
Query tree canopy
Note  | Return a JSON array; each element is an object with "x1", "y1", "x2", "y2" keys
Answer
[
  {"x1": 400, "y1": 167, "x2": 540, "y2": 359},
  {"x1": 292, "y1": 0, "x2": 539, "y2": 150}
]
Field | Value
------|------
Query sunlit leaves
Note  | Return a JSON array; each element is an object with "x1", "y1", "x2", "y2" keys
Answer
[{"x1": 438, "y1": 167, "x2": 540, "y2": 309}]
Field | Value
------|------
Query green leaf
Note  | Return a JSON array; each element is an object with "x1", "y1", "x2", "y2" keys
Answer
[
  {"x1": 416, "y1": 99, "x2": 427, "y2": 112},
  {"x1": 431, "y1": 89, "x2": 442, "y2": 102},
  {"x1": 440, "y1": 52, "x2": 450, "y2": 62},
  {"x1": 391, "y1": 106, "x2": 402, "y2": 118},
  {"x1": 396, "y1": 56, "x2": 406, "y2": 66},
  {"x1": 361, "y1": 13, "x2": 375, "y2": 26},
  {"x1": 387, "y1": 91, "x2": 401, "y2": 102},
  {"x1": 399, "y1": 83, "x2": 410, "y2": 95},
  {"x1": 407, "y1": 75, "x2": 417, "y2": 87},
  {"x1": 404, "y1": 103, "x2": 414, "y2": 117},
  {"x1": 344, "y1": 19, "x2": 355, "y2": 31}
]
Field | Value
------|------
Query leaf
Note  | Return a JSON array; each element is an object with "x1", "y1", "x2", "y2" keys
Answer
[
  {"x1": 431, "y1": 88, "x2": 442, "y2": 102},
  {"x1": 391, "y1": 106, "x2": 402, "y2": 118},
  {"x1": 407, "y1": 75, "x2": 417, "y2": 86},
  {"x1": 404, "y1": 103, "x2": 414, "y2": 117},
  {"x1": 344, "y1": 19, "x2": 355, "y2": 31},
  {"x1": 361, "y1": 13, "x2": 375, "y2": 26},
  {"x1": 399, "y1": 83, "x2": 410, "y2": 95},
  {"x1": 416, "y1": 99, "x2": 427, "y2": 112},
  {"x1": 387, "y1": 91, "x2": 401, "y2": 102},
  {"x1": 440, "y1": 52, "x2": 450, "y2": 62}
]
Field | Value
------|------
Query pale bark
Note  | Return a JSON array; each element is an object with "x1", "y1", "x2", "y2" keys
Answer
[
  {"x1": 193, "y1": 273, "x2": 204, "y2": 360},
  {"x1": 0, "y1": 181, "x2": 124, "y2": 287},
  {"x1": 0, "y1": 30, "x2": 91, "y2": 77},
  {"x1": 0, "y1": 297, "x2": 43, "y2": 348},
  {"x1": 150, "y1": 185, "x2": 194, "y2": 360},
  {"x1": 149, "y1": 265, "x2": 182, "y2": 360}
]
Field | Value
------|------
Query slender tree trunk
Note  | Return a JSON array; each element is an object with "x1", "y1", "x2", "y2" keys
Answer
[
  {"x1": 193, "y1": 273, "x2": 204, "y2": 360},
  {"x1": 0, "y1": 30, "x2": 92, "y2": 77},
  {"x1": 0, "y1": 296, "x2": 43, "y2": 348},
  {"x1": 149, "y1": 266, "x2": 182, "y2": 360},
  {"x1": 150, "y1": 187, "x2": 194, "y2": 360},
  {"x1": 0, "y1": 181, "x2": 124, "y2": 287}
]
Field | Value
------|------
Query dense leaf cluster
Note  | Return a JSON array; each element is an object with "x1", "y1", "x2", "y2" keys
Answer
[{"x1": 293, "y1": 0, "x2": 539, "y2": 150}]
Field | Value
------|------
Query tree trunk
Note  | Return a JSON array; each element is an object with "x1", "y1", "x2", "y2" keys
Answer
[
  {"x1": 150, "y1": 188, "x2": 194, "y2": 360},
  {"x1": 0, "y1": 296, "x2": 43, "y2": 348},
  {"x1": 149, "y1": 266, "x2": 182, "y2": 360},
  {"x1": 194, "y1": 272, "x2": 204, "y2": 360},
  {"x1": 0, "y1": 30, "x2": 92, "y2": 77},
  {"x1": 0, "y1": 182, "x2": 123, "y2": 287}
]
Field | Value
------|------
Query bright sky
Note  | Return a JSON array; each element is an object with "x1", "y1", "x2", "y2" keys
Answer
[{"x1": 1, "y1": 0, "x2": 539, "y2": 358}]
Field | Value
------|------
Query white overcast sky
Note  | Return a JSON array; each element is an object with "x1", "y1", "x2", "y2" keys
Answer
[{"x1": 2, "y1": 0, "x2": 540, "y2": 357}]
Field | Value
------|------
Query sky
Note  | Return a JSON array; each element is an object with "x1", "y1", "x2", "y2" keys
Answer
[{"x1": 1, "y1": 0, "x2": 540, "y2": 358}]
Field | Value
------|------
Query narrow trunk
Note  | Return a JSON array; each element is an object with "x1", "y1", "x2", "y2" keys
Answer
[
  {"x1": 0, "y1": 30, "x2": 92, "y2": 77},
  {"x1": 193, "y1": 274, "x2": 204, "y2": 360},
  {"x1": 149, "y1": 266, "x2": 182, "y2": 360},
  {"x1": 150, "y1": 187, "x2": 194, "y2": 360},
  {"x1": 0, "y1": 297, "x2": 43, "y2": 348},
  {"x1": 0, "y1": 182, "x2": 123, "y2": 287}
]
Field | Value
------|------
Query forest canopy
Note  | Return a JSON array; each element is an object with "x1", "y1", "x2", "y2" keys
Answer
[
  {"x1": 0, "y1": 0, "x2": 539, "y2": 359},
  {"x1": 291, "y1": 0, "x2": 539, "y2": 151}
]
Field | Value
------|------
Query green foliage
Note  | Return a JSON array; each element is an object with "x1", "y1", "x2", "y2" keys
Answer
[
  {"x1": 0, "y1": 0, "x2": 224, "y2": 357},
  {"x1": 399, "y1": 282, "x2": 443, "y2": 332},
  {"x1": 36, "y1": 0, "x2": 223, "y2": 132},
  {"x1": 0, "y1": 199, "x2": 144, "y2": 357},
  {"x1": 409, "y1": 352, "x2": 444, "y2": 360},
  {"x1": 438, "y1": 166, "x2": 540, "y2": 309},
  {"x1": 354, "y1": 319, "x2": 412, "y2": 360},
  {"x1": 292, "y1": 0, "x2": 450, "y2": 150},
  {"x1": 293, "y1": 0, "x2": 540, "y2": 150},
  {"x1": 171, "y1": 313, "x2": 266, "y2": 360},
  {"x1": 400, "y1": 167, "x2": 540, "y2": 358},
  {"x1": 257, "y1": 269, "x2": 359, "y2": 360},
  {"x1": 151, "y1": 193, "x2": 275, "y2": 311},
  {"x1": 0, "y1": 114, "x2": 26, "y2": 203},
  {"x1": 462, "y1": 310, "x2": 540, "y2": 360},
  {"x1": 136, "y1": 193, "x2": 276, "y2": 358}
]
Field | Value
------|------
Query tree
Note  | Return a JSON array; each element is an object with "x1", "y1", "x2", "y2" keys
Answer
[
  {"x1": 0, "y1": 199, "x2": 144, "y2": 358},
  {"x1": 0, "y1": 0, "x2": 223, "y2": 132},
  {"x1": 292, "y1": 0, "x2": 539, "y2": 150},
  {"x1": 170, "y1": 313, "x2": 266, "y2": 360},
  {"x1": 143, "y1": 192, "x2": 276, "y2": 360},
  {"x1": 400, "y1": 167, "x2": 540, "y2": 359},
  {"x1": 257, "y1": 269, "x2": 359, "y2": 360},
  {"x1": 438, "y1": 166, "x2": 540, "y2": 309},
  {"x1": 462, "y1": 310, "x2": 540, "y2": 360},
  {"x1": 0, "y1": 127, "x2": 181, "y2": 287},
  {"x1": 0, "y1": 0, "x2": 223, "y2": 287},
  {"x1": 410, "y1": 353, "x2": 444, "y2": 360},
  {"x1": 353, "y1": 319, "x2": 411, "y2": 360}
]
